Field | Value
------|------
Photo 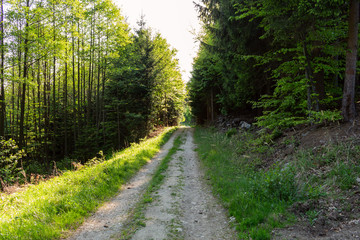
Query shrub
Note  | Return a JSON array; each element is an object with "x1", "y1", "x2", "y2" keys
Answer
[{"x1": 0, "y1": 139, "x2": 26, "y2": 189}]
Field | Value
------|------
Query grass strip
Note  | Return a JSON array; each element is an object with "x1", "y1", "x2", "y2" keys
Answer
[
  {"x1": 116, "y1": 132, "x2": 184, "y2": 240},
  {"x1": 0, "y1": 127, "x2": 177, "y2": 240}
]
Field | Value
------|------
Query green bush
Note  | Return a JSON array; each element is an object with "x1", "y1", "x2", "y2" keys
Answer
[
  {"x1": 0, "y1": 139, "x2": 25, "y2": 189},
  {"x1": 270, "y1": 167, "x2": 297, "y2": 201},
  {"x1": 329, "y1": 162, "x2": 358, "y2": 190},
  {"x1": 226, "y1": 128, "x2": 238, "y2": 138}
]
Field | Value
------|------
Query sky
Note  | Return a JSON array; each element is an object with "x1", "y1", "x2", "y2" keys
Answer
[{"x1": 114, "y1": 0, "x2": 202, "y2": 82}]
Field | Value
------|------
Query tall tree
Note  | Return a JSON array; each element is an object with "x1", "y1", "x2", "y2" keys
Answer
[
  {"x1": 341, "y1": 0, "x2": 359, "y2": 121},
  {"x1": 0, "y1": 0, "x2": 5, "y2": 137}
]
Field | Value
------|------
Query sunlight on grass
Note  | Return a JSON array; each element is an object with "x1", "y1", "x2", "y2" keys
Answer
[{"x1": 0, "y1": 127, "x2": 177, "y2": 240}]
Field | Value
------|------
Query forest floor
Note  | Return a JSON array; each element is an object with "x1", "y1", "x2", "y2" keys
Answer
[
  {"x1": 272, "y1": 120, "x2": 360, "y2": 240},
  {"x1": 214, "y1": 116, "x2": 360, "y2": 239},
  {"x1": 65, "y1": 127, "x2": 237, "y2": 240}
]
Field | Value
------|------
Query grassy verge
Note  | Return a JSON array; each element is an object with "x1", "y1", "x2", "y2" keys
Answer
[
  {"x1": 194, "y1": 127, "x2": 292, "y2": 240},
  {"x1": 117, "y1": 132, "x2": 184, "y2": 240},
  {"x1": 194, "y1": 127, "x2": 360, "y2": 240},
  {"x1": 0, "y1": 127, "x2": 177, "y2": 240}
]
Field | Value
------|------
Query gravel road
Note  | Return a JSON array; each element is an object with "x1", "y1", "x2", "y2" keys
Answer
[{"x1": 66, "y1": 128, "x2": 237, "y2": 240}]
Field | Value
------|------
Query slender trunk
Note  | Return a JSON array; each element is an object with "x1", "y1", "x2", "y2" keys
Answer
[
  {"x1": 19, "y1": 0, "x2": 30, "y2": 148},
  {"x1": 11, "y1": 59, "x2": 15, "y2": 138},
  {"x1": 342, "y1": 0, "x2": 359, "y2": 121},
  {"x1": 36, "y1": 62, "x2": 41, "y2": 142},
  {"x1": 0, "y1": 0, "x2": 5, "y2": 137},
  {"x1": 87, "y1": 12, "x2": 93, "y2": 123},
  {"x1": 17, "y1": 41, "x2": 22, "y2": 141},
  {"x1": 117, "y1": 105, "x2": 121, "y2": 149},
  {"x1": 96, "y1": 41, "x2": 101, "y2": 134},
  {"x1": 43, "y1": 60, "x2": 49, "y2": 164},
  {"x1": 52, "y1": 6, "x2": 56, "y2": 159},
  {"x1": 72, "y1": 36, "x2": 76, "y2": 150},
  {"x1": 211, "y1": 88, "x2": 214, "y2": 122},
  {"x1": 64, "y1": 38, "x2": 68, "y2": 156},
  {"x1": 77, "y1": 27, "x2": 81, "y2": 138},
  {"x1": 102, "y1": 58, "x2": 106, "y2": 146},
  {"x1": 303, "y1": 41, "x2": 319, "y2": 118}
]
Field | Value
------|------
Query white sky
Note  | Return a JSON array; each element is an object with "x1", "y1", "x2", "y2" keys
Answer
[{"x1": 114, "y1": 0, "x2": 201, "y2": 82}]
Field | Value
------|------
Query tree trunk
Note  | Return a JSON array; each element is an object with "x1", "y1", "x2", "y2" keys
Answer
[
  {"x1": 0, "y1": 0, "x2": 5, "y2": 137},
  {"x1": 19, "y1": 0, "x2": 30, "y2": 148},
  {"x1": 64, "y1": 38, "x2": 68, "y2": 157},
  {"x1": 52, "y1": 5, "x2": 57, "y2": 159},
  {"x1": 303, "y1": 41, "x2": 319, "y2": 117},
  {"x1": 72, "y1": 36, "x2": 76, "y2": 150},
  {"x1": 341, "y1": 0, "x2": 359, "y2": 122},
  {"x1": 11, "y1": 58, "x2": 15, "y2": 138},
  {"x1": 43, "y1": 60, "x2": 49, "y2": 164}
]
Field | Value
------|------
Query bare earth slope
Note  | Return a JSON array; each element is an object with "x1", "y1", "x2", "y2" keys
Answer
[{"x1": 66, "y1": 128, "x2": 237, "y2": 240}]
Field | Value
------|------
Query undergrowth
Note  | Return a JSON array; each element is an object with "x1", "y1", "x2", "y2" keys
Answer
[
  {"x1": 0, "y1": 127, "x2": 177, "y2": 240},
  {"x1": 194, "y1": 127, "x2": 360, "y2": 240}
]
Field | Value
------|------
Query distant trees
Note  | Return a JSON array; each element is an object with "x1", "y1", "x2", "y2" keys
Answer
[
  {"x1": 189, "y1": 0, "x2": 358, "y2": 128},
  {"x1": 105, "y1": 20, "x2": 184, "y2": 149},
  {"x1": 0, "y1": 1, "x2": 185, "y2": 170}
]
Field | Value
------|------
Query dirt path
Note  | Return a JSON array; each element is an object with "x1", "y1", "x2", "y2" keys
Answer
[{"x1": 66, "y1": 128, "x2": 237, "y2": 240}]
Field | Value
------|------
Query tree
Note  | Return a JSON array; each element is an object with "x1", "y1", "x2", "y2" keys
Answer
[
  {"x1": 190, "y1": 0, "x2": 350, "y2": 129},
  {"x1": 105, "y1": 19, "x2": 185, "y2": 148},
  {"x1": 341, "y1": 0, "x2": 359, "y2": 121},
  {"x1": 0, "y1": 0, "x2": 5, "y2": 137}
]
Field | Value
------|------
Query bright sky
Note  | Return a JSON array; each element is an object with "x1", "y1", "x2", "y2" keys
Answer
[{"x1": 114, "y1": 0, "x2": 202, "y2": 82}]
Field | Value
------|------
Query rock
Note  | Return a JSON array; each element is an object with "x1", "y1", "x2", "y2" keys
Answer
[
  {"x1": 240, "y1": 121, "x2": 251, "y2": 130},
  {"x1": 356, "y1": 178, "x2": 360, "y2": 184}
]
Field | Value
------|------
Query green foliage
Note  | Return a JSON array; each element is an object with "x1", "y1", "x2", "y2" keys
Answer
[
  {"x1": 181, "y1": 103, "x2": 193, "y2": 126},
  {"x1": 85, "y1": 151, "x2": 106, "y2": 167},
  {"x1": 0, "y1": 127, "x2": 177, "y2": 240},
  {"x1": 329, "y1": 162, "x2": 358, "y2": 190},
  {"x1": 293, "y1": 141, "x2": 360, "y2": 195},
  {"x1": 225, "y1": 128, "x2": 237, "y2": 138},
  {"x1": 105, "y1": 20, "x2": 185, "y2": 149},
  {"x1": 306, "y1": 210, "x2": 319, "y2": 226},
  {"x1": 190, "y1": 0, "x2": 349, "y2": 129},
  {"x1": 1, "y1": 0, "x2": 185, "y2": 176},
  {"x1": 0, "y1": 139, "x2": 26, "y2": 188}
]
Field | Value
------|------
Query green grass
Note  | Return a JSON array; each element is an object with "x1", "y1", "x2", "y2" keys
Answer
[
  {"x1": 194, "y1": 127, "x2": 296, "y2": 240},
  {"x1": 0, "y1": 127, "x2": 177, "y2": 240},
  {"x1": 117, "y1": 133, "x2": 184, "y2": 240},
  {"x1": 194, "y1": 127, "x2": 360, "y2": 240}
]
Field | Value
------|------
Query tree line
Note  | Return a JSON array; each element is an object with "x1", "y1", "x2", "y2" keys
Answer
[
  {"x1": 0, "y1": 0, "x2": 185, "y2": 176},
  {"x1": 189, "y1": 0, "x2": 359, "y2": 130}
]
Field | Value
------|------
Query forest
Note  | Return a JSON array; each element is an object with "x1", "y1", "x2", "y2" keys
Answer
[
  {"x1": 0, "y1": 0, "x2": 185, "y2": 187},
  {"x1": 1, "y1": 0, "x2": 360, "y2": 239},
  {"x1": 0, "y1": 0, "x2": 359, "y2": 190},
  {"x1": 189, "y1": 0, "x2": 359, "y2": 129}
]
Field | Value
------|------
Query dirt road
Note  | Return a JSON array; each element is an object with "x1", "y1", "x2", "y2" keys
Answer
[{"x1": 67, "y1": 128, "x2": 237, "y2": 240}]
